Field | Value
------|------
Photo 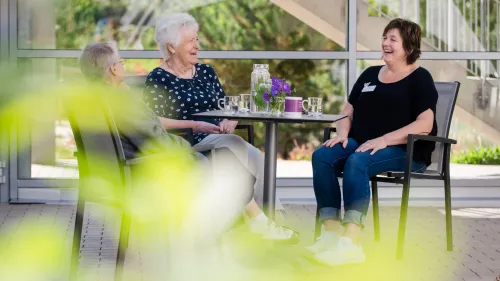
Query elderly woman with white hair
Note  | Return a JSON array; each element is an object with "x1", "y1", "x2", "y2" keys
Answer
[{"x1": 143, "y1": 13, "x2": 297, "y2": 242}]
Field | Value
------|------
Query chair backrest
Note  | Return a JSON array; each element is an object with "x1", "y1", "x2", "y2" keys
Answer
[
  {"x1": 432, "y1": 81, "x2": 460, "y2": 173},
  {"x1": 65, "y1": 95, "x2": 127, "y2": 204}
]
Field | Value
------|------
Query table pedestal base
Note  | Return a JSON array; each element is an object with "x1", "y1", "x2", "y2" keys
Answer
[{"x1": 263, "y1": 121, "x2": 278, "y2": 220}]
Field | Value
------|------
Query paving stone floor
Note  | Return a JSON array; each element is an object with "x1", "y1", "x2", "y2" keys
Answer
[{"x1": 1, "y1": 203, "x2": 500, "y2": 281}]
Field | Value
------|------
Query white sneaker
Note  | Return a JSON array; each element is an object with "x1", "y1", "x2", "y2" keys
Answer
[
  {"x1": 250, "y1": 220, "x2": 298, "y2": 242},
  {"x1": 314, "y1": 237, "x2": 365, "y2": 266},
  {"x1": 304, "y1": 231, "x2": 341, "y2": 253}
]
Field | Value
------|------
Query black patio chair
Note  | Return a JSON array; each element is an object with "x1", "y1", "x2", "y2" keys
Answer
[
  {"x1": 124, "y1": 75, "x2": 254, "y2": 145},
  {"x1": 65, "y1": 96, "x2": 216, "y2": 281},
  {"x1": 315, "y1": 81, "x2": 460, "y2": 259}
]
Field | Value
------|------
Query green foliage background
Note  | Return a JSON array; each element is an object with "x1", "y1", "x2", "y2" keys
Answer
[
  {"x1": 25, "y1": 0, "x2": 499, "y2": 160},
  {"x1": 452, "y1": 147, "x2": 500, "y2": 165},
  {"x1": 49, "y1": 0, "x2": 346, "y2": 159}
]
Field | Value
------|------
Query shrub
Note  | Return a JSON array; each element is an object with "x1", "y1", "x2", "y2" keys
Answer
[
  {"x1": 451, "y1": 146, "x2": 500, "y2": 165},
  {"x1": 287, "y1": 139, "x2": 315, "y2": 161}
]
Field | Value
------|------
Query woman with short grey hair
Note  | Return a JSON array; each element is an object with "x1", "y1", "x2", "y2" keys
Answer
[{"x1": 144, "y1": 13, "x2": 298, "y2": 242}]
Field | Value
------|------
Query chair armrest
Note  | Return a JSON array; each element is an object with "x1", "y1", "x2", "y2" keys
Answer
[
  {"x1": 236, "y1": 124, "x2": 251, "y2": 129},
  {"x1": 403, "y1": 134, "x2": 456, "y2": 177},
  {"x1": 323, "y1": 127, "x2": 337, "y2": 142},
  {"x1": 125, "y1": 145, "x2": 216, "y2": 166},
  {"x1": 169, "y1": 128, "x2": 195, "y2": 145},
  {"x1": 235, "y1": 124, "x2": 254, "y2": 145},
  {"x1": 124, "y1": 152, "x2": 175, "y2": 166},
  {"x1": 407, "y1": 134, "x2": 457, "y2": 144}
]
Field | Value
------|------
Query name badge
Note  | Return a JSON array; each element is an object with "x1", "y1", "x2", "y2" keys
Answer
[{"x1": 361, "y1": 82, "x2": 376, "y2": 92}]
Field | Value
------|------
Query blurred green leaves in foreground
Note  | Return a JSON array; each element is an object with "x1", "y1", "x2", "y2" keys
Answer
[{"x1": 0, "y1": 67, "x2": 461, "y2": 281}]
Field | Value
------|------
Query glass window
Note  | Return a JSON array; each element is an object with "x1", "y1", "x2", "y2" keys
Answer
[
  {"x1": 201, "y1": 59, "x2": 346, "y2": 178},
  {"x1": 16, "y1": 59, "x2": 80, "y2": 179},
  {"x1": 16, "y1": 58, "x2": 346, "y2": 179},
  {"x1": 358, "y1": 0, "x2": 500, "y2": 52},
  {"x1": 358, "y1": 60, "x2": 500, "y2": 168},
  {"x1": 17, "y1": 0, "x2": 345, "y2": 51}
]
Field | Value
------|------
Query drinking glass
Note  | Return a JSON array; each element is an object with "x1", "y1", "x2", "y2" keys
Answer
[
  {"x1": 239, "y1": 94, "x2": 251, "y2": 113},
  {"x1": 302, "y1": 97, "x2": 323, "y2": 116},
  {"x1": 218, "y1": 96, "x2": 240, "y2": 115}
]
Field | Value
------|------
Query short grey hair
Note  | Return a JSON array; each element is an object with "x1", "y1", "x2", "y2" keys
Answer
[
  {"x1": 155, "y1": 13, "x2": 199, "y2": 60},
  {"x1": 79, "y1": 42, "x2": 117, "y2": 81}
]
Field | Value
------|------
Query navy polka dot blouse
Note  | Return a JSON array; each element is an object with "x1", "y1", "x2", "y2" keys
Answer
[{"x1": 144, "y1": 63, "x2": 225, "y2": 144}]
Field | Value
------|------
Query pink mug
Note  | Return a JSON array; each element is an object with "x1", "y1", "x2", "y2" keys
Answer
[{"x1": 284, "y1": 97, "x2": 303, "y2": 117}]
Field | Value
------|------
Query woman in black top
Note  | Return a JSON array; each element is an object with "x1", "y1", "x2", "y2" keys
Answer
[{"x1": 307, "y1": 18, "x2": 438, "y2": 265}]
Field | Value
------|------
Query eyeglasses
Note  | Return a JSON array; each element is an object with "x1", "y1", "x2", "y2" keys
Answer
[{"x1": 114, "y1": 59, "x2": 126, "y2": 66}]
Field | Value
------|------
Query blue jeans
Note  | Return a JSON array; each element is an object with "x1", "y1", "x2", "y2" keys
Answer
[{"x1": 311, "y1": 138, "x2": 427, "y2": 228}]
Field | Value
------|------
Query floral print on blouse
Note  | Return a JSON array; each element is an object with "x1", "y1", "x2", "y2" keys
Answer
[{"x1": 144, "y1": 63, "x2": 226, "y2": 144}]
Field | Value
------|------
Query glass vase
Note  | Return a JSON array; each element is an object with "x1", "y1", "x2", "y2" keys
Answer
[
  {"x1": 250, "y1": 64, "x2": 271, "y2": 114},
  {"x1": 270, "y1": 97, "x2": 285, "y2": 115}
]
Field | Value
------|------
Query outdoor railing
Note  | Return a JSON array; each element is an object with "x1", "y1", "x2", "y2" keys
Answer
[{"x1": 364, "y1": 0, "x2": 500, "y2": 79}]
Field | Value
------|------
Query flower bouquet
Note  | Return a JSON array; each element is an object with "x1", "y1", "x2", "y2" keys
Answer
[{"x1": 264, "y1": 76, "x2": 293, "y2": 115}]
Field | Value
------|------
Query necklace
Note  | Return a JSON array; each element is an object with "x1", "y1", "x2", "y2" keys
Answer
[{"x1": 166, "y1": 61, "x2": 195, "y2": 79}]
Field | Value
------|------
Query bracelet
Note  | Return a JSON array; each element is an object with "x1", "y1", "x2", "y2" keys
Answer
[{"x1": 191, "y1": 120, "x2": 197, "y2": 129}]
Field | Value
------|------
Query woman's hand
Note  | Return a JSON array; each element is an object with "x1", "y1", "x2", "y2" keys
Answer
[
  {"x1": 323, "y1": 134, "x2": 349, "y2": 148},
  {"x1": 193, "y1": 121, "x2": 220, "y2": 134},
  {"x1": 356, "y1": 136, "x2": 388, "y2": 155},
  {"x1": 219, "y1": 119, "x2": 238, "y2": 134}
]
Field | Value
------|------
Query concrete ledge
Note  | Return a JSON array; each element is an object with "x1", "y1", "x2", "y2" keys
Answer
[
  {"x1": 16, "y1": 176, "x2": 500, "y2": 207},
  {"x1": 277, "y1": 186, "x2": 500, "y2": 208},
  {"x1": 276, "y1": 177, "x2": 500, "y2": 187}
]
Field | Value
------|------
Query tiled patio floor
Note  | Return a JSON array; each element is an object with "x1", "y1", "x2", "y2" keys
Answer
[{"x1": 1, "y1": 203, "x2": 499, "y2": 281}]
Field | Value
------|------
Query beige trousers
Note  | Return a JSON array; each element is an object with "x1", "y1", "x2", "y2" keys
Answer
[{"x1": 194, "y1": 134, "x2": 267, "y2": 207}]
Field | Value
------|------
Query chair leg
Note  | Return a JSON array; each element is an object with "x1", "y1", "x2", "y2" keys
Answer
[
  {"x1": 114, "y1": 211, "x2": 131, "y2": 281},
  {"x1": 444, "y1": 173, "x2": 453, "y2": 251},
  {"x1": 314, "y1": 207, "x2": 321, "y2": 241},
  {"x1": 371, "y1": 180, "x2": 380, "y2": 242},
  {"x1": 69, "y1": 199, "x2": 85, "y2": 281},
  {"x1": 397, "y1": 178, "x2": 411, "y2": 260},
  {"x1": 248, "y1": 125, "x2": 254, "y2": 146}
]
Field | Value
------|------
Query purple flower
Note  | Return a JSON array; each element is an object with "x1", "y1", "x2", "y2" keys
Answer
[
  {"x1": 283, "y1": 82, "x2": 291, "y2": 95},
  {"x1": 271, "y1": 83, "x2": 279, "y2": 93},
  {"x1": 263, "y1": 92, "x2": 270, "y2": 102},
  {"x1": 270, "y1": 76, "x2": 293, "y2": 96},
  {"x1": 277, "y1": 79, "x2": 283, "y2": 90},
  {"x1": 271, "y1": 80, "x2": 280, "y2": 96},
  {"x1": 271, "y1": 78, "x2": 279, "y2": 87}
]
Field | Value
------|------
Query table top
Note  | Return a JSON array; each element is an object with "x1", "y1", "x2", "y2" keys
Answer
[{"x1": 193, "y1": 110, "x2": 347, "y2": 123}]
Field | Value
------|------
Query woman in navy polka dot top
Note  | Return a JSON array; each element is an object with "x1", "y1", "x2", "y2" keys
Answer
[
  {"x1": 143, "y1": 13, "x2": 298, "y2": 242},
  {"x1": 145, "y1": 63, "x2": 225, "y2": 144}
]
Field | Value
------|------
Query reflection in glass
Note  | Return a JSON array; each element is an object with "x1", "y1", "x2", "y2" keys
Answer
[
  {"x1": 19, "y1": 58, "x2": 346, "y2": 178},
  {"x1": 358, "y1": 0, "x2": 499, "y2": 52},
  {"x1": 18, "y1": 0, "x2": 345, "y2": 51}
]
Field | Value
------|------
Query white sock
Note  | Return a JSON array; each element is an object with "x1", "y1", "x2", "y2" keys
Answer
[
  {"x1": 249, "y1": 212, "x2": 270, "y2": 233},
  {"x1": 252, "y1": 212, "x2": 268, "y2": 223}
]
